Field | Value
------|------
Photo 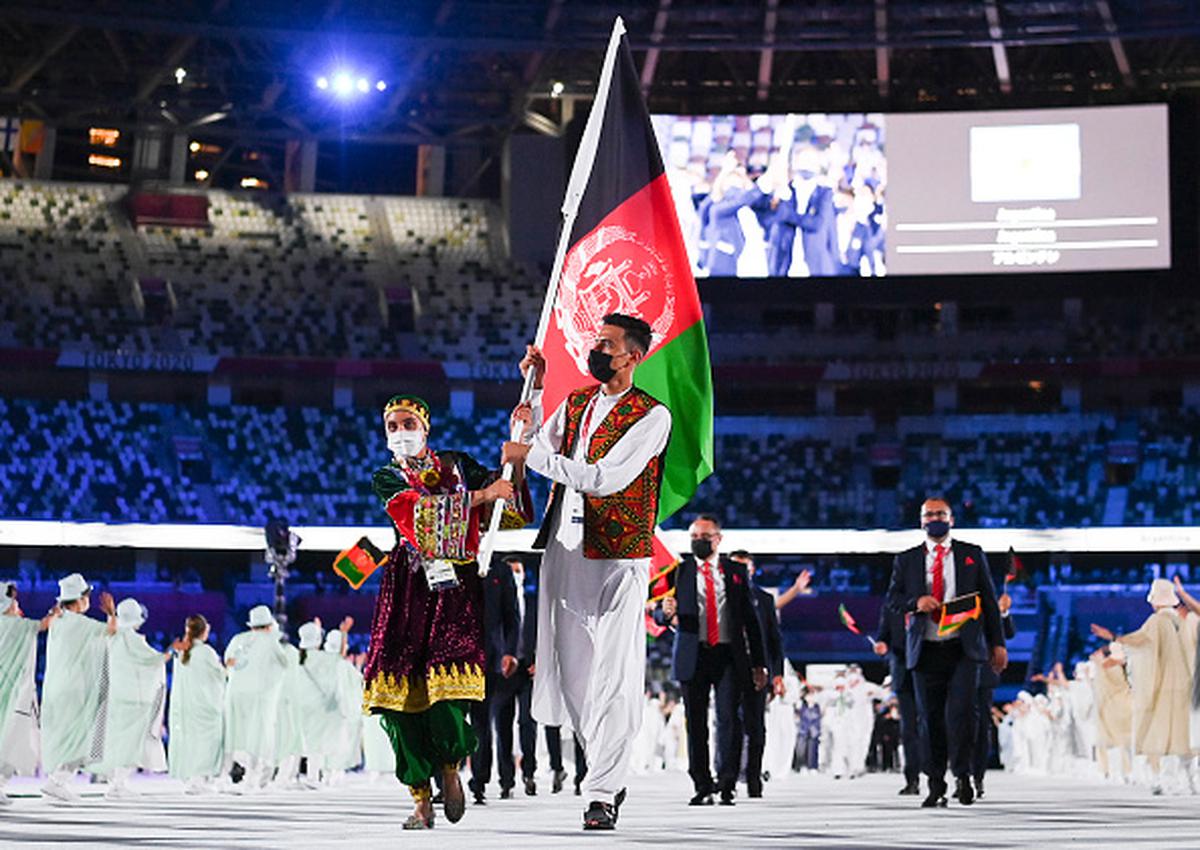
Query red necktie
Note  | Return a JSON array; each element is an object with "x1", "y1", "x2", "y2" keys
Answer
[
  {"x1": 931, "y1": 544, "x2": 946, "y2": 603},
  {"x1": 701, "y1": 561, "x2": 720, "y2": 646}
]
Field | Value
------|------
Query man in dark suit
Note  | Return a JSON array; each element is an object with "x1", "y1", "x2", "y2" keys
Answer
[
  {"x1": 886, "y1": 497, "x2": 1007, "y2": 809},
  {"x1": 492, "y1": 556, "x2": 541, "y2": 797},
  {"x1": 659, "y1": 515, "x2": 767, "y2": 806},
  {"x1": 469, "y1": 557, "x2": 519, "y2": 804},
  {"x1": 873, "y1": 601, "x2": 923, "y2": 795},
  {"x1": 972, "y1": 587, "x2": 1017, "y2": 799},
  {"x1": 729, "y1": 549, "x2": 784, "y2": 798},
  {"x1": 754, "y1": 144, "x2": 840, "y2": 278}
]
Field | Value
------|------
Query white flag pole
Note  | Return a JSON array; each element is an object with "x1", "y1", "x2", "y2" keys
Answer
[{"x1": 475, "y1": 17, "x2": 627, "y2": 576}]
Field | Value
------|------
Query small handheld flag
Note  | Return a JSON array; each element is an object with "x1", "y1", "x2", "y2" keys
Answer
[
  {"x1": 333, "y1": 537, "x2": 387, "y2": 590},
  {"x1": 838, "y1": 603, "x2": 879, "y2": 648},
  {"x1": 1005, "y1": 547, "x2": 1025, "y2": 592},
  {"x1": 648, "y1": 530, "x2": 680, "y2": 603},
  {"x1": 937, "y1": 592, "x2": 982, "y2": 637}
]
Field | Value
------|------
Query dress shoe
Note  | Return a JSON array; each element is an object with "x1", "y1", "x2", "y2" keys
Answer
[
  {"x1": 719, "y1": 788, "x2": 736, "y2": 806},
  {"x1": 472, "y1": 790, "x2": 487, "y2": 805},
  {"x1": 524, "y1": 777, "x2": 537, "y2": 796},
  {"x1": 921, "y1": 781, "x2": 947, "y2": 809},
  {"x1": 551, "y1": 769, "x2": 567, "y2": 794},
  {"x1": 973, "y1": 777, "x2": 985, "y2": 800},
  {"x1": 574, "y1": 781, "x2": 582, "y2": 796},
  {"x1": 898, "y1": 780, "x2": 921, "y2": 796},
  {"x1": 688, "y1": 792, "x2": 714, "y2": 806},
  {"x1": 747, "y1": 785, "x2": 763, "y2": 799},
  {"x1": 499, "y1": 786, "x2": 513, "y2": 800},
  {"x1": 954, "y1": 777, "x2": 975, "y2": 806}
]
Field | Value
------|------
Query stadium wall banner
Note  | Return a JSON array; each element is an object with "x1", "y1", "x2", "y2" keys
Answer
[{"x1": 56, "y1": 350, "x2": 219, "y2": 373}]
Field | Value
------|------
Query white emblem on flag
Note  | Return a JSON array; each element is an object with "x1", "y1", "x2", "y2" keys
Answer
[{"x1": 555, "y1": 224, "x2": 675, "y2": 375}]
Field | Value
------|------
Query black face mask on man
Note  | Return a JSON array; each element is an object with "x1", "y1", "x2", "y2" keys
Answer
[
  {"x1": 588, "y1": 349, "x2": 618, "y2": 383},
  {"x1": 690, "y1": 538, "x2": 715, "y2": 561},
  {"x1": 924, "y1": 520, "x2": 951, "y2": 540}
]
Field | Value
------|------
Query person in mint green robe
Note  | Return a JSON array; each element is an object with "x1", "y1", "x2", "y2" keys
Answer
[
  {"x1": 168, "y1": 614, "x2": 226, "y2": 792},
  {"x1": 0, "y1": 583, "x2": 57, "y2": 806},
  {"x1": 40, "y1": 573, "x2": 116, "y2": 804},
  {"x1": 223, "y1": 605, "x2": 290, "y2": 791}
]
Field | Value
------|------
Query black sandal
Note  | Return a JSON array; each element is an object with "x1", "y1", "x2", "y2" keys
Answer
[
  {"x1": 582, "y1": 788, "x2": 626, "y2": 831},
  {"x1": 441, "y1": 766, "x2": 466, "y2": 824}
]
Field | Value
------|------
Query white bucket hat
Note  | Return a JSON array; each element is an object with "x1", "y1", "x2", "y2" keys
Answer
[
  {"x1": 298, "y1": 621, "x2": 323, "y2": 650},
  {"x1": 247, "y1": 605, "x2": 276, "y2": 628},
  {"x1": 56, "y1": 573, "x2": 91, "y2": 603},
  {"x1": 116, "y1": 598, "x2": 146, "y2": 630},
  {"x1": 1147, "y1": 577, "x2": 1180, "y2": 608},
  {"x1": 323, "y1": 630, "x2": 343, "y2": 653}
]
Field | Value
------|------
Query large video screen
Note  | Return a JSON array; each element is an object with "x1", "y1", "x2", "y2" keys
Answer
[{"x1": 651, "y1": 104, "x2": 1169, "y2": 278}]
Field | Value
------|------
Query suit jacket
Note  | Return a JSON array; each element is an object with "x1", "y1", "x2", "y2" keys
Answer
[
  {"x1": 662, "y1": 555, "x2": 767, "y2": 687},
  {"x1": 759, "y1": 184, "x2": 839, "y2": 277},
  {"x1": 981, "y1": 614, "x2": 1018, "y2": 689},
  {"x1": 877, "y1": 599, "x2": 912, "y2": 692},
  {"x1": 481, "y1": 564, "x2": 519, "y2": 675},
  {"x1": 517, "y1": 586, "x2": 537, "y2": 670},
  {"x1": 751, "y1": 584, "x2": 784, "y2": 680},
  {"x1": 886, "y1": 539, "x2": 1004, "y2": 670}
]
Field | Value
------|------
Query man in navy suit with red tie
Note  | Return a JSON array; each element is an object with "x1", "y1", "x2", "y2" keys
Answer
[
  {"x1": 659, "y1": 515, "x2": 768, "y2": 806},
  {"x1": 886, "y1": 498, "x2": 1007, "y2": 809}
]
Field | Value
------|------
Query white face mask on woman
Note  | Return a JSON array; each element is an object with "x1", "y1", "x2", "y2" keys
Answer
[{"x1": 387, "y1": 429, "x2": 426, "y2": 460}]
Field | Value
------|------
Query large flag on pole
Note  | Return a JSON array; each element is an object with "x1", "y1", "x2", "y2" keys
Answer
[{"x1": 539, "y1": 17, "x2": 714, "y2": 523}]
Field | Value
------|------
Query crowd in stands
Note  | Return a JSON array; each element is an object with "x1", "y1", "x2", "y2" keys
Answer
[{"x1": 2, "y1": 396, "x2": 1199, "y2": 530}]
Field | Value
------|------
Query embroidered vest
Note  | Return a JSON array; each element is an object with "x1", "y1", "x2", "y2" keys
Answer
[{"x1": 534, "y1": 385, "x2": 665, "y2": 559}]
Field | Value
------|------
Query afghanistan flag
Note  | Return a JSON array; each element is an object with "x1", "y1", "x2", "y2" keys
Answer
[
  {"x1": 937, "y1": 592, "x2": 982, "y2": 637},
  {"x1": 837, "y1": 603, "x2": 862, "y2": 635},
  {"x1": 538, "y1": 17, "x2": 713, "y2": 523},
  {"x1": 648, "y1": 531, "x2": 679, "y2": 603},
  {"x1": 332, "y1": 537, "x2": 387, "y2": 590},
  {"x1": 1005, "y1": 547, "x2": 1025, "y2": 585}
]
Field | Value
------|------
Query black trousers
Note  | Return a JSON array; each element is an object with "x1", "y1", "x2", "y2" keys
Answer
[
  {"x1": 891, "y1": 659, "x2": 922, "y2": 784},
  {"x1": 972, "y1": 684, "x2": 995, "y2": 781},
  {"x1": 912, "y1": 640, "x2": 980, "y2": 787},
  {"x1": 469, "y1": 671, "x2": 505, "y2": 791},
  {"x1": 546, "y1": 726, "x2": 587, "y2": 784},
  {"x1": 493, "y1": 670, "x2": 538, "y2": 782},
  {"x1": 739, "y1": 687, "x2": 767, "y2": 793},
  {"x1": 683, "y1": 643, "x2": 742, "y2": 795}
]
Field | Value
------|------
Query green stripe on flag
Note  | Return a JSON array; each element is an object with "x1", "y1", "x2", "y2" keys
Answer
[{"x1": 634, "y1": 320, "x2": 714, "y2": 523}]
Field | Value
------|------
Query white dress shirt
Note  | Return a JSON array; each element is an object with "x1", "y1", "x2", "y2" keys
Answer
[
  {"x1": 924, "y1": 536, "x2": 956, "y2": 642},
  {"x1": 527, "y1": 386, "x2": 672, "y2": 552},
  {"x1": 694, "y1": 558, "x2": 730, "y2": 645}
]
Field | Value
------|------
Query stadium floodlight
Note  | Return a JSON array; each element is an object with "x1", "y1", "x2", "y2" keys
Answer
[
  {"x1": 316, "y1": 76, "x2": 329, "y2": 90},
  {"x1": 175, "y1": 67, "x2": 187, "y2": 85},
  {"x1": 550, "y1": 80, "x2": 565, "y2": 98},
  {"x1": 376, "y1": 80, "x2": 387, "y2": 92},
  {"x1": 332, "y1": 73, "x2": 354, "y2": 96},
  {"x1": 194, "y1": 169, "x2": 209, "y2": 181},
  {"x1": 356, "y1": 77, "x2": 370, "y2": 93}
]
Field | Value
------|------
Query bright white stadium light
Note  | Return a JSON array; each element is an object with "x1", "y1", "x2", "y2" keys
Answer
[
  {"x1": 356, "y1": 77, "x2": 370, "y2": 93},
  {"x1": 316, "y1": 76, "x2": 329, "y2": 90},
  {"x1": 332, "y1": 73, "x2": 354, "y2": 96},
  {"x1": 175, "y1": 67, "x2": 187, "y2": 85},
  {"x1": 376, "y1": 80, "x2": 387, "y2": 92},
  {"x1": 550, "y1": 80, "x2": 565, "y2": 98},
  {"x1": 194, "y1": 169, "x2": 209, "y2": 181}
]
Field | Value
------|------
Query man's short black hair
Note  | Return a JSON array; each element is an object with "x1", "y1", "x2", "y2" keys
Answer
[
  {"x1": 692, "y1": 513, "x2": 722, "y2": 531},
  {"x1": 729, "y1": 549, "x2": 752, "y2": 562},
  {"x1": 504, "y1": 555, "x2": 524, "y2": 566},
  {"x1": 602, "y1": 313, "x2": 652, "y2": 355},
  {"x1": 922, "y1": 496, "x2": 953, "y2": 513}
]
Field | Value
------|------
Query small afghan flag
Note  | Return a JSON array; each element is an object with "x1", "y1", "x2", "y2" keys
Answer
[
  {"x1": 937, "y1": 592, "x2": 982, "y2": 637},
  {"x1": 837, "y1": 603, "x2": 862, "y2": 635},
  {"x1": 648, "y1": 530, "x2": 679, "y2": 603},
  {"x1": 332, "y1": 537, "x2": 387, "y2": 590},
  {"x1": 1005, "y1": 547, "x2": 1025, "y2": 585}
]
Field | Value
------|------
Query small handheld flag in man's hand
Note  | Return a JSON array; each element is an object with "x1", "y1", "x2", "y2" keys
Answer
[
  {"x1": 1005, "y1": 547, "x2": 1025, "y2": 591},
  {"x1": 937, "y1": 592, "x2": 982, "y2": 637},
  {"x1": 333, "y1": 537, "x2": 387, "y2": 590}
]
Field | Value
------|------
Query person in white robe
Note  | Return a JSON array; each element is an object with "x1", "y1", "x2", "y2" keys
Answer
[
  {"x1": 763, "y1": 662, "x2": 801, "y2": 782},
  {"x1": 323, "y1": 628, "x2": 363, "y2": 779},
  {"x1": 821, "y1": 672, "x2": 858, "y2": 779},
  {"x1": 504, "y1": 325, "x2": 672, "y2": 828},
  {"x1": 270, "y1": 638, "x2": 304, "y2": 791},
  {"x1": 223, "y1": 605, "x2": 290, "y2": 791},
  {"x1": 845, "y1": 664, "x2": 884, "y2": 777},
  {"x1": 40, "y1": 573, "x2": 117, "y2": 803},
  {"x1": 0, "y1": 583, "x2": 58, "y2": 805},
  {"x1": 1092, "y1": 578, "x2": 1194, "y2": 794},
  {"x1": 287, "y1": 621, "x2": 346, "y2": 787},
  {"x1": 168, "y1": 614, "x2": 225, "y2": 793},
  {"x1": 94, "y1": 598, "x2": 172, "y2": 799},
  {"x1": 1090, "y1": 644, "x2": 1134, "y2": 781}
]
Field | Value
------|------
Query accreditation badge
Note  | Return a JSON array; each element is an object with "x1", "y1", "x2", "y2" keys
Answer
[{"x1": 422, "y1": 558, "x2": 460, "y2": 591}]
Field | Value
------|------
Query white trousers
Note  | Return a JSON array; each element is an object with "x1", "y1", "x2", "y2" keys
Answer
[{"x1": 531, "y1": 541, "x2": 648, "y2": 805}]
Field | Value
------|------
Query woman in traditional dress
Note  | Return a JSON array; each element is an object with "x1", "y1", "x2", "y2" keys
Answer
[
  {"x1": 362, "y1": 394, "x2": 530, "y2": 829},
  {"x1": 168, "y1": 615, "x2": 226, "y2": 793},
  {"x1": 0, "y1": 583, "x2": 58, "y2": 805}
]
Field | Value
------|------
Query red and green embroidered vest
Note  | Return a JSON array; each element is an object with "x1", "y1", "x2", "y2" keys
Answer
[{"x1": 549, "y1": 384, "x2": 665, "y2": 559}]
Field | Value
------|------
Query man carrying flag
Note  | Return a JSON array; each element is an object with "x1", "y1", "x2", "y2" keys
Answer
[
  {"x1": 498, "y1": 15, "x2": 712, "y2": 833},
  {"x1": 885, "y1": 497, "x2": 1006, "y2": 810}
]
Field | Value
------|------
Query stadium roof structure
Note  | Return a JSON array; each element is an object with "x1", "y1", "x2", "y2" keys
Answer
[{"x1": 1, "y1": 0, "x2": 1199, "y2": 149}]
